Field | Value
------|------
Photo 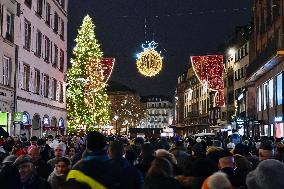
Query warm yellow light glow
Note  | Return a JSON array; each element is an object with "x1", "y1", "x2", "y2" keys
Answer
[{"x1": 136, "y1": 48, "x2": 163, "y2": 77}]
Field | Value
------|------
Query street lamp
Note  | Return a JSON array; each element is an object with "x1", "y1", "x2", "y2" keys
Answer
[
  {"x1": 227, "y1": 48, "x2": 236, "y2": 57},
  {"x1": 114, "y1": 115, "x2": 119, "y2": 135}
]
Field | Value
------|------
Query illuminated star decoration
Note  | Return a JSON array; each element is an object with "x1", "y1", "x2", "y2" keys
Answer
[
  {"x1": 190, "y1": 55, "x2": 225, "y2": 107},
  {"x1": 136, "y1": 41, "x2": 163, "y2": 77}
]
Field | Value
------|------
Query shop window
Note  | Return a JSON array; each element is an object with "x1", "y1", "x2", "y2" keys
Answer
[
  {"x1": 257, "y1": 87, "x2": 262, "y2": 111},
  {"x1": 276, "y1": 73, "x2": 282, "y2": 105},
  {"x1": 268, "y1": 79, "x2": 273, "y2": 108},
  {"x1": 263, "y1": 83, "x2": 267, "y2": 110}
]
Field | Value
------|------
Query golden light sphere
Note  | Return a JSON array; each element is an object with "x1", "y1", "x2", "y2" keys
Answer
[{"x1": 136, "y1": 48, "x2": 163, "y2": 77}]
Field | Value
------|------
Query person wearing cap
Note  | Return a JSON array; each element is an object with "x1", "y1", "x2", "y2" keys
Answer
[
  {"x1": 0, "y1": 155, "x2": 21, "y2": 189},
  {"x1": 66, "y1": 131, "x2": 113, "y2": 189},
  {"x1": 47, "y1": 142, "x2": 67, "y2": 169},
  {"x1": 258, "y1": 139, "x2": 275, "y2": 161},
  {"x1": 14, "y1": 155, "x2": 51, "y2": 189},
  {"x1": 246, "y1": 159, "x2": 284, "y2": 189},
  {"x1": 37, "y1": 138, "x2": 54, "y2": 162},
  {"x1": 219, "y1": 149, "x2": 246, "y2": 187}
]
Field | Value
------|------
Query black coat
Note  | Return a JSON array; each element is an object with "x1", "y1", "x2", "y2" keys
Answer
[
  {"x1": 21, "y1": 173, "x2": 51, "y2": 189},
  {"x1": 136, "y1": 156, "x2": 155, "y2": 177},
  {"x1": 0, "y1": 164, "x2": 21, "y2": 189},
  {"x1": 221, "y1": 167, "x2": 246, "y2": 187},
  {"x1": 143, "y1": 176, "x2": 181, "y2": 189},
  {"x1": 34, "y1": 158, "x2": 53, "y2": 179}
]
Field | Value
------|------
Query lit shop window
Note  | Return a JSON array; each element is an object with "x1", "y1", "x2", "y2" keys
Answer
[
  {"x1": 276, "y1": 73, "x2": 282, "y2": 105},
  {"x1": 257, "y1": 87, "x2": 262, "y2": 111},
  {"x1": 268, "y1": 79, "x2": 273, "y2": 108}
]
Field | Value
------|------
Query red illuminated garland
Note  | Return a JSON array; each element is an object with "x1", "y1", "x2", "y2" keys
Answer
[
  {"x1": 100, "y1": 58, "x2": 115, "y2": 83},
  {"x1": 190, "y1": 55, "x2": 224, "y2": 107}
]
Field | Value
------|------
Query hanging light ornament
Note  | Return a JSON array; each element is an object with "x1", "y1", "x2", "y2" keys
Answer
[{"x1": 136, "y1": 41, "x2": 163, "y2": 77}]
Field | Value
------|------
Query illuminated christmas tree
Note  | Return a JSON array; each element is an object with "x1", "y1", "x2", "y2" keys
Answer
[{"x1": 67, "y1": 15, "x2": 110, "y2": 134}]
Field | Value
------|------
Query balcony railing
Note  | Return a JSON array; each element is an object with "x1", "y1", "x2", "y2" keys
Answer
[{"x1": 188, "y1": 111, "x2": 199, "y2": 117}]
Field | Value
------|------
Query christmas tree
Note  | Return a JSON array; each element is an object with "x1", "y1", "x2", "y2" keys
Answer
[{"x1": 67, "y1": 15, "x2": 110, "y2": 134}]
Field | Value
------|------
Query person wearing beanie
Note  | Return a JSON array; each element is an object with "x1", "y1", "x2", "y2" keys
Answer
[
  {"x1": 47, "y1": 142, "x2": 67, "y2": 169},
  {"x1": 67, "y1": 131, "x2": 124, "y2": 189},
  {"x1": 246, "y1": 159, "x2": 284, "y2": 189},
  {"x1": 0, "y1": 155, "x2": 21, "y2": 189}
]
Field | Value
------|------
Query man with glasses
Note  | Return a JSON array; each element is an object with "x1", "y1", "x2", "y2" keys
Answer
[{"x1": 14, "y1": 155, "x2": 51, "y2": 189}]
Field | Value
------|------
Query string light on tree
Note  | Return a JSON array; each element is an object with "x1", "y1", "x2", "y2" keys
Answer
[
  {"x1": 136, "y1": 41, "x2": 163, "y2": 77},
  {"x1": 67, "y1": 15, "x2": 112, "y2": 134}
]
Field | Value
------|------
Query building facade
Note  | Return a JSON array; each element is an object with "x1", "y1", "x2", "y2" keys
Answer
[
  {"x1": 174, "y1": 65, "x2": 218, "y2": 135},
  {"x1": 173, "y1": 72, "x2": 187, "y2": 130},
  {"x1": 246, "y1": 0, "x2": 284, "y2": 137},
  {"x1": 184, "y1": 67, "x2": 210, "y2": 133},
  {"x1": 141, "y1": 95, "x2": 173, "y2": 129},
  {"x1": 15, "y1": 0, "x2": 68, "y2": 137},
  {"x1": 0, "y1": 0, "x2": 19, "y2": 133},
  {"x1": 107, "y1": 81, "x2": 146, "y2": 135}
]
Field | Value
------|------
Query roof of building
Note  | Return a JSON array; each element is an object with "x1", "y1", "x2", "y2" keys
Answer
[
  {"x1": 140, "y1": 95, "x2": 173, "y2": 103},
  {"x1": 106, "y1": 81, "x2": 136, "y2": 93}
]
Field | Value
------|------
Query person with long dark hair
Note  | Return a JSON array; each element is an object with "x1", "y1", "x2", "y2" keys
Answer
[{"x1": 143, "y1": 157, "x2": 181, "y2": 189}]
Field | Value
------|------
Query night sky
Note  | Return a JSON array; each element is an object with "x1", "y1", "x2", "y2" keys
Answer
[{"x1": 68, "y1": 0, "x2": 252, "y2": 97}]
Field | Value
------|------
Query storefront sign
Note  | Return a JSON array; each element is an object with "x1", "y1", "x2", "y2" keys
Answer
[
  {"x1": 275, "y1": 116, "x2": 283, "y2": 122},
  {"x1": 14, "y1": 112, "x2": 23, "y2": 123},
  {"x1": 0, "y1": 112, "x2": 8, "y2": 126}
]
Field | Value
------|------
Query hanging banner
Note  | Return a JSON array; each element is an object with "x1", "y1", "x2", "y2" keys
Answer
[
  {"x1": 0, "y1": 112, "x2": 8, "y2": 126},
  {"x1": 14, "y1": 112, "x2": 23, "y2": 123}
]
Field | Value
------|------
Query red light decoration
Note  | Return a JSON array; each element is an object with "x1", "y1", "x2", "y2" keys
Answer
[
  {"x1": 190, "y1": 55, "x2": 224, "y2": 107},
  {"x1": 100, "y1": 58, "x2": 115, "y2": 84}
]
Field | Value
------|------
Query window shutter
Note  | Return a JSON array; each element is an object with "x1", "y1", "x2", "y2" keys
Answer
[
  {"x1": 32, "y1": 27, "x2": 36, "y2": 52},
  {"x1": 11, "y1": 14, "x2": 14, "y2": 42},
  {"x1": 50, "y1": 41, "x2": 53, "y2": 63},
  {"x1": 29, "y1": 68, "x2": 34, "y2": 92},
  {"x1": 8, "y1": 58, "x2": 12, "y2": 87},
  {"x1": 41, "y1": 34, "x2": 44, "y2": 58},
  {"x1": 18, "y1": 61, "x2": 23, "y2": 89},
  {"x1": 2, "y1": 7, "x2": 7, "y2": 35},
  {"x1": 42, "y1": 0, "x2": 46, "y2": 20},
  {"x1": 40, "y1": 73, "x2": 44, "y2": 96},
  {"x1": 62, "y1": 82, "x2": 65, "y2": 102},
  {"x1": 56, "y1": 81, "x2": 60, "y2": 101},
  {"x1": 48, "y1": 77, "x2": 52, "y2": 99},
  {"x1": 21, "y1": 20, "x2": 25, "y2": 46}
]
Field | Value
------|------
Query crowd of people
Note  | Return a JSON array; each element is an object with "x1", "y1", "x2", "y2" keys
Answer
[{"x1": 0, "y1": 130, "x2": 284, "y2": 189}]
